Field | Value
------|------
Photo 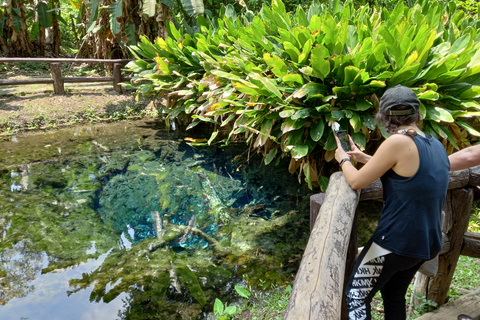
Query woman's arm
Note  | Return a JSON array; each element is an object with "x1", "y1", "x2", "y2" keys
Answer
[
  {"x1": 449, "y1": 144, "x2": 480, "y2": 171},
  {"x1": 335, "y1": 135, "x2": 413, "y2": 190}
]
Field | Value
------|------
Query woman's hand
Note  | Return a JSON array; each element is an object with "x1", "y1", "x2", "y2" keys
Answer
[
  {"x1": 346, "y1": 135, "x2": 371, "y2": 164},
  {"x1": 334, "y1": 135, "x2": 351, "y2": 164}
]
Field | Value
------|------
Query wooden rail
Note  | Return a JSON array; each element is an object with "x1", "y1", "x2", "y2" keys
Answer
[
  {"x1": 285, "y1": 166, "x2": 480, "y2": 320},
  {"x1": 0, "y1": 58, "x2": 140, "y2": 94}
]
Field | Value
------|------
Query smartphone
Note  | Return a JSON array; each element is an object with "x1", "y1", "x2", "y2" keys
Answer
[{"x1": 336, "y1": 130, "x2": 351, "y2": 151}]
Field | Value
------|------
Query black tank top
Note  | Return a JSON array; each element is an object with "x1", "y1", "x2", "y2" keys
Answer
[{"x1": 371, "y1": 133, "x2": 450, "y2": 259}]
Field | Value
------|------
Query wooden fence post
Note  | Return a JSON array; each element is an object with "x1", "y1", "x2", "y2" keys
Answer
[
  {"x1": 284, "y1": 172, "x2": 360, "y2": 320},
  {"x1": 50, "y1": 62, "x2": 64, "y2": 94},
  {"x1": 309, "y1": 192, "x2": 359, "y2": 320},
  {"x1": 412, "y1": 188, "x2": 473, "y2": 307},
  {"x1": 113, "y1": 63, "x2": 123, "y2": 94}
]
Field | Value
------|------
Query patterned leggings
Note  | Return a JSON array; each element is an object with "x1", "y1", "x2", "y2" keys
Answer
[{"x1": 345, "y1": 239, "x2": 425, "y2": 320}]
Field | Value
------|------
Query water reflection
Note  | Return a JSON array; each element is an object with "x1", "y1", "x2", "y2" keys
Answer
[{"x1": 0, "y1": 120, "x2": 312, "y2": 319}]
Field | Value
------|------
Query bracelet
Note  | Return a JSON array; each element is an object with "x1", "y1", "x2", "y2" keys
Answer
[{"x1": 339, "y1": 158, "x2": 351, "y2": 167}]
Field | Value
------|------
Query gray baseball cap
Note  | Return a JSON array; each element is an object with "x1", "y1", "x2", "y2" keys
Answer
[{"x1": 379, "y1": 85, "x2": 420, "y2": 116}]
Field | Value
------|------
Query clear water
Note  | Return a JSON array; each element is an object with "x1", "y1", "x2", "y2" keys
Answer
[{"x1": 0, "y1": 120, "x2": 312, "y2": 320}]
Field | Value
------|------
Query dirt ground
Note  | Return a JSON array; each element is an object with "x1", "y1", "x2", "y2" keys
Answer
[
  {"x1": 0, "y1": 62, "x2": 161, "y2": 136},
  {"x1": 0, "y1": 81, "x2": 159, "y2": 136}
]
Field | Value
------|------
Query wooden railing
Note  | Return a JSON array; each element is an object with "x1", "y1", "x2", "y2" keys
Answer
[
  {"x1": 284, "y1": 166, "x2": 480, "y2": 320},
  {"x1": 0, "y1": 58, "x2": 137, "y2": 94}
]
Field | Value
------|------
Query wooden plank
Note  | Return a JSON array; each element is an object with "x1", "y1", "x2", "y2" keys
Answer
[
  {"x1": 284, "y1": 172, "x2": 360, "y2": 320},
  {"x1": 414, "y1": 289, "x2": 480, "y2": 320},
  {"x1": 0, "y1": 77, "x2": 133, "y2": 86},
  {"x1": 64, "y1": 77, "x2": 114, "y2": 83},
  {"x1": 461, "y1": 232, "x2": 480, "y2": 259},
  {"x1": 0, "y1": 58, "x2": 134, "y2": 64},
  {"x1": 0, "y1": 78, "x2": 54, "y2": 85}
]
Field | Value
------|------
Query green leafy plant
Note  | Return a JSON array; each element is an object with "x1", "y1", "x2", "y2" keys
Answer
[
  {"x1": 126, "y1": 0, "x2": 480, "y2": 190},
  {"x1": 214, "y1": 298, "x2": 238, "y2": 320},
  {"x1": 213, "y1": 286, "x2": 251, "y2": 319},
  {"x1": 409, "y1": 294, "x2": 439, "y2": 317}
]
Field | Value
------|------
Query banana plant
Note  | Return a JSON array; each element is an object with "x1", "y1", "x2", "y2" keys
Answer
[{"x1": 126, "y1": 0, "x2": 480, "y2": 190}]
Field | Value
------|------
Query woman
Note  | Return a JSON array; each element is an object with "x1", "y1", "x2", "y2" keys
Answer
[{"x1": 334, "y1": 85, "x2": 450, "y2": 320}]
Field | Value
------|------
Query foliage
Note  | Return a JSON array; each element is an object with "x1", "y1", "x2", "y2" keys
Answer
[
  {"x1": 455, "y1": 0, "x2": 480, "y2": 14},
  {"x1": 450, "y1": 255, "x2": 480, "y2": 292},
  {"x1": 125, "y1": 0, "x2": 480, "y2": 189},
  {"x1": 409, "y1": 294, "x2": 439, "y2": 318},
  {"x1": 214, "y1": 298, "x2": 238, "y2": 319},
  {"x1": 468, "y1": 201, "x2": 480, "y2": 232}
]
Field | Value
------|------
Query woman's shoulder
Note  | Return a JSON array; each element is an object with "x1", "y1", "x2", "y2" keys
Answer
[{"x1": 383, "y1": 133, "x2": 415, "y2": 145}]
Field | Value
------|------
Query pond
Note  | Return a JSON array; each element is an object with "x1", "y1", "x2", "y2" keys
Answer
[{"x1": 0, "y1": 120, "x2": 313, "y2": 320}]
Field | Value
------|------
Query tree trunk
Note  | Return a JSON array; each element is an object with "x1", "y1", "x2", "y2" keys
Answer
[
  {"x1": 2, "y1": 0, "x2": 33, "y2": 56},
  {"x1": 52, "y1": 0, "x2": 61, "y2": 56}
]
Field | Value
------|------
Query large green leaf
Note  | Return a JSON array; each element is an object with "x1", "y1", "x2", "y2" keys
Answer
[
  {"x1": 310, "y1": 45, "x2": 330, "y2": 80},
  {"x1": 37, "y1": 2, "x2": 52, "y2": 28},
  {"x1": 457, "y1": 121, "x2": 480, "y2": 137},
  {"x1": 264, "y1": 53, "x2": 288, "y2": 78},
  {"x1": 459, "y1": 86, "x2": 480, "y2": 99},
  {"x1": 89, "y1": 0, "x2": 101, "y2": 22},
  {"x1": 310, "y1": 120, "x2": 325, "y2": 141},
  {"x1": 424, "y1": 105, "x2": 454, "y2": 122},
  {"x1": 289, "y1": 82, "x2": 326, "y2": 100},
  {"x1": 214, "y1": 298, "x2": 224, "y2": 315},
  {"x1": 264, "y1": 145, "x2": 279, "y2": 165},
  {"x1": 448, "y1": 34, "x2": 470, "y2": 55},
  {"x1": 249, "y1": 73, "x2": 283, "y2": 99},
  {"x1": 181, "y1": 0, "x2": 204, "y2": 16},
  {"x1": 430, "y1": 121, "x2": 458, "y2": 149},
  {"x1": 290, "y1": 144, "x2": 309, "y2": 159},
  {"x1": 282, "y1": 74, "x2": 304, "y2": 85},
  {"x1": 109, "y1": 0, "x2": 123, "y2": 35},
  {"x1": 351, "y1": 132, "x2": 366, "y2": 149},
  {"x1": 349, "y1": 112, "x2": 362, "y2": 132},
  {"x1": 284, "y1": 42, "x2": 301, "y2": 62},
  {"x1": 232, "y1": 81, "x2": 263, "y2": 96},
  {"x1": 281, "y1": 118, "x2": 307, "y2": 134},
  {"x1": 125, "y1": 22, "x2": 136, "y2": 45}
]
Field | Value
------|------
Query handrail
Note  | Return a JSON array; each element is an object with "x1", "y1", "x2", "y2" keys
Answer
[
  {"x1": 284, "y1": 172, "x2": 360, "y2": 320},
  {"x1": 286, "y1": 165, "x2": 480, "y2": 319},
  {"x1": 0, "y1": 58, "x2": 134, "y2": 63},
  {"x1": 0, "y1": 57, "x2": 143, "y2": 94}
]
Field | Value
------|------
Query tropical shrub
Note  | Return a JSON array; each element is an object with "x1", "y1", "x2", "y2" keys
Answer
[
  {"x1": 125, "y1": 0, "x2": 480, "y2": 190},
  {"x1": 454, "y1": 0, "x2": 480, "y2": 14}
]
